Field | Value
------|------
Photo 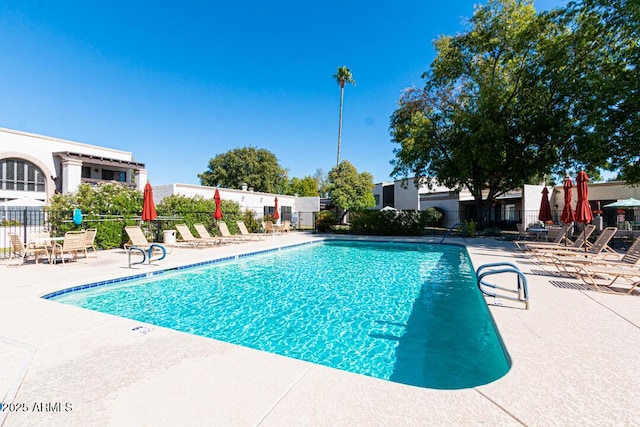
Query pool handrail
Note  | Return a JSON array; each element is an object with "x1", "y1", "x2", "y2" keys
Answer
[
  {"x1": 440, "y1": 223, "x2": 466, "y2": 244},
  {"x1": 476, "y1": 262, "x2": 529, "y2": 310}
]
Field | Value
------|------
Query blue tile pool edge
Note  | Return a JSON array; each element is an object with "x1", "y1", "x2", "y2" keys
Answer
[
  {"x1": 41, "y1": 240, "x2": 321, "y2": 300},
  {"x1": 41, "y1": 239, "x2": 469, "y2": 300}
]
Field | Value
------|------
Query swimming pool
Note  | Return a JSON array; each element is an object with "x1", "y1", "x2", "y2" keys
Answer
[{"x1": 50, "y1": 240, "x2": 510, "y2": 389}]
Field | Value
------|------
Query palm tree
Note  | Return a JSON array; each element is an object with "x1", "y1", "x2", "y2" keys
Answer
[{"x1": 333, "y1": 66, "x2": 355, "y2": 166}]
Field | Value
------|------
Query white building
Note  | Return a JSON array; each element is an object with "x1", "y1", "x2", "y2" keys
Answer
[
  {"x1": 0, "y1": 127, "x2": 147, "y2": 204},
  {"x1": 154, "y1": 183, "x2": 319, "y2": 229}
]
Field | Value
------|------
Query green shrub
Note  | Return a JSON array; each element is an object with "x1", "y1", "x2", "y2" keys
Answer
[
  {"x1": 46, "y1": 183, "x2": 143, "y2": 249},
  {"x1": 315, "y1": 210, "x2": 337, "y2": 232},
  {"x1": 350, "y1": 209, "x2": 441, "y2": 236},
  {"x1": 462, "y1": 220, "x2": 477, "y2": 237}
]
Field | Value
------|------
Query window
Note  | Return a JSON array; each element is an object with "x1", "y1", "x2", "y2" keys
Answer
[
  {"x1": 503, "y1": 204, "x2": 516, "y2": 221},
  {"x1": 101, "y1": 169, "x2": 127, "y2": 182},
  {"x1": 82, "y1": 166, "x2": 92, "y2": 179},
  {"x1": 0, "y1": 158, "x2": 45, "y2": 192},
  {"x1": 280, "y1": 206, "x2": 292, "y2": 222},
  {"x1": 102, "y1": 169, "x2": 115, "y2": 180}
]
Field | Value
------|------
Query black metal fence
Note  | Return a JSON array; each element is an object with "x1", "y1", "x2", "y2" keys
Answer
[
  {"x1": 0, "y1": 208, "x2": 320, "y2": 252},
  {"x1": 430, "y1": 209, "x2": 637, "y2": 231}
]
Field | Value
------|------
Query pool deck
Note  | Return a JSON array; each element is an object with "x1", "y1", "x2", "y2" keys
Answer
[{"x1": 1, "y1": 233, "x2": 639, "y2": 426}]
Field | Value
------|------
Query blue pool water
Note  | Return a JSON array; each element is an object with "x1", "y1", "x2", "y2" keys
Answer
[{"x1": 51, "y1": 241, "x2": 510, "y2": 389}]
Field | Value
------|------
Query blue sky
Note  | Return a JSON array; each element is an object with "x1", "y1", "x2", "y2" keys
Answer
[{"x1": 0, "y1": 0, "x2": 566, "y2": 186}]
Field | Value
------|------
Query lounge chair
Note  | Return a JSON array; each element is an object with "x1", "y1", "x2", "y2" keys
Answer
[
  {"x1": 84, "y1": 228, "x2": 98, "y2": 257},
  {"x1": 236, "y1": 221, "x2": 268, "y2": 241},
  {"x1": 521, "y1": 224, "x2": 595, "y2": 253},
  {"x1": 560, "y1": 237, "x2": 640, "y2": 294},
  {"x1": 537, "y1": 227, "x2": 618, "y2": 265},
  {"x1": 7, "y1": 233, "x2": 50, "y2": 267},
  {"x1": 193, "y1": 223, "x2": 225, "y2": 245},
  {"x1": 175, "y1": 224, "x2": 217, "y2": 248},
  {"x1": 124, "y1": 226, "x2": 167, "y2": 256},
  {"x1": 216, "y1": 222, "x2": 246, "y2": 242},
  {"x1": 51, "y1": 230, "x2": 87, "y2": 264},
  {"x1": 514, "y1": 224, "x2": 572, "y2": 251},
  {"x1": 558, "y1": 235, "x2": 640, "y2": 271}
]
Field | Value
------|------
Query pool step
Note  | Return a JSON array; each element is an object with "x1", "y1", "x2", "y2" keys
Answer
[{"x1": 476, "y1": 262, "x2": 529, "y2": 310}]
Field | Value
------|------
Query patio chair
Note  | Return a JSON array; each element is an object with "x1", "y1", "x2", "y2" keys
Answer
[
  {"x1": 216, "y1": 222, "x2": 246, "y2": 243},
  {"x1": 51, "y1": 230, "x2": 87, "y2": 265},
  {"x1": 236, "y1": 220, "x2": 268, "y2": 241},
  {"x1": 176, "y1": 224, "x2": 219, "y2": 247},
  {"x1": 514, "y1": 223, "x2": 572, "y2": 251},
  {"x1": 263, "y1": 221, "x2": 282, "y2": 236},
  {"x1": 7, "y1": 233, "x2": 50, "y2": 267},
  {"x1": 84, "y1": 228, "x2": 98, "y2": 257}
]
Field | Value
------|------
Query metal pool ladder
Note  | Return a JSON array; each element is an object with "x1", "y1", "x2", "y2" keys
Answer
[
  {"x1": 128, "y1": 244, "x2": 167, "y2": 268},
  {"x1": 476, "y1": 262, "x2": 529, "y2": 310}
]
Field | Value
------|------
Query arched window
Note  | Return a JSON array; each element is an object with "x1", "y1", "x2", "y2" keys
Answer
[{"x1": 0, "y1": 158, "x2": 46, "y2": 192}]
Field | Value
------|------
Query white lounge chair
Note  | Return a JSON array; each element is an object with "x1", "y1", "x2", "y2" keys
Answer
[
  {"x1": 236, "y1": 221, "x2": 268, "y2": 241},
  {"x1": 175, "y1": 224, "x2": 217, "y2": 248}
]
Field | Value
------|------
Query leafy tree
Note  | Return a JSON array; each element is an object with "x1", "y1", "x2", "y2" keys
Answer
[
  {"x1": 391, "y1": 0, "x2": 563, "y2": 226},
  {"x1": 326, "y1": 161, "x2": 375, "y2": 222},
  {"x1": 333, "y1": 66, "x2": 356, "y2": 166},
  {"x1": 198, "y1": 146, "x2": 287, "y2": 193},
  {"x1": 284, "y1": 176, "x2": 319, "y2": 197},
  {"x1": 550, "y1": 0, "x2": 639, "y2": 182}
]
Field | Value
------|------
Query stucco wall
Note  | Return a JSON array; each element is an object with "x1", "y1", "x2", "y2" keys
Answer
[
  {"x1": 152, "y1": 183, "x2": 319, "y2": 228},
  {"x1": 0, "y1": 127, "x2": 137, "y2": 200}
]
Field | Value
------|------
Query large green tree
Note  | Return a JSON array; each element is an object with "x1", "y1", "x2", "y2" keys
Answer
[
  {"x1": 333, "y1": 66, "x2": 356, "y2": 166},
  {"x1": 326, "y1": 161, "x2": 375, "y2": 222},
  {"x1": 284, "y1": 176, "x2": 319, "y2": 197},
  {"x1": 198, "y1": 146, "x2": 287, "y2": 193},
  {"x1": 391, "y1": 0, "x2": 561, "y2": 226},
  {"x1": 551, "y1": 0, "x2": 639, "y2": 182},
  {"x1": 390, "y1": 0, "x2": 639, "y2": 227}
]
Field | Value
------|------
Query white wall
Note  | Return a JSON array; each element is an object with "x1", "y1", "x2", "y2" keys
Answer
[
  {"x1": 393, "y1": 181, "x2": 420, "y2": 210},
  {"x1": 153, "y1": 183, "x2": 319, "y2": 228},
  {"x1": 0, "y1": 127, "x2": 138, "y2": 200}
]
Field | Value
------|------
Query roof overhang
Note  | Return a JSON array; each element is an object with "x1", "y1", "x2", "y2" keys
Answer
[{"x1": 53, "y1": 151, "x2": 145, "y2": 169}]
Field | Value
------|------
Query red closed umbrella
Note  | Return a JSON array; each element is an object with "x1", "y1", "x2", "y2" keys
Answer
[
  {"x1": 560, "y1": 176, "x2": 576, "y2": 224},
  {"x1": 575, "y1": 170, "x2": 593, "y2": 252},
  {"x1": 141, "y1": 182, "x2": 157, "y2": 222},
  {"x1": 537, "y1": 187, "x2": 552, "y2": 223},
  {"x1": 273, "y1": 197, "x2": 280, "y2": 221},
  {"x1": 213, "y1": 188, "x2": 223, "y2": 220},
  {"x1": 575, "y1": 171, "x2": 593, "y2": 224}
]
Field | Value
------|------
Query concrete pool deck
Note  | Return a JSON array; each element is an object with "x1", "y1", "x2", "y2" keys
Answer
[{"x1": 1, "y1": 233, "x2": 638, "y2": 426}]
